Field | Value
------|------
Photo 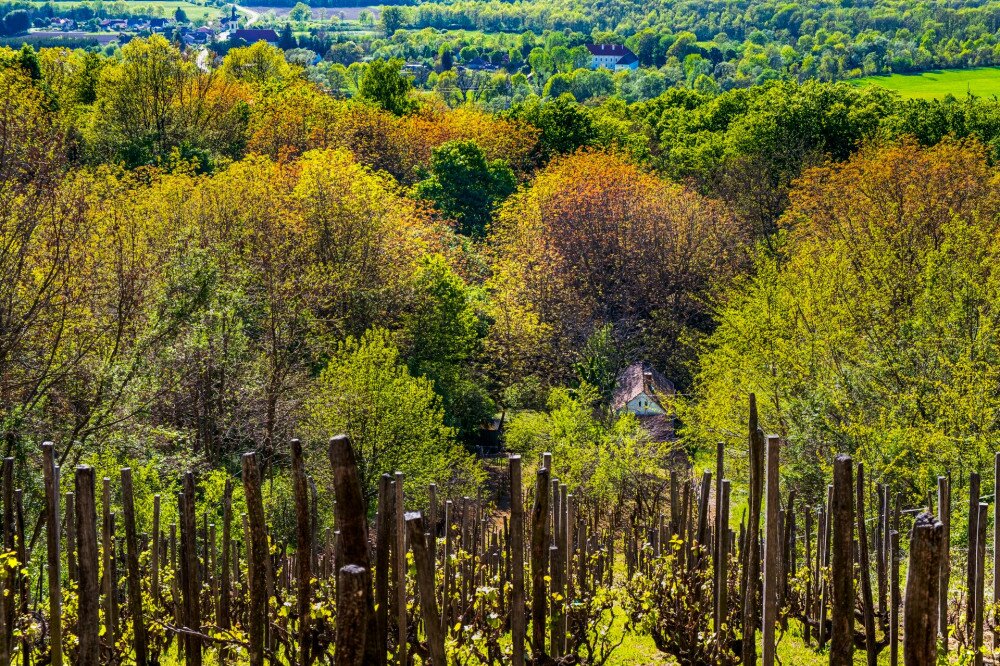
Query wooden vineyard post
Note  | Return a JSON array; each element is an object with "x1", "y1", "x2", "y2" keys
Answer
[
  {"x1": 741, "y1": 393, "x2": 765, "y2": 666},
  {"x1": 291, "y1": 439, "x2": 313, "y2": 666},
  {"x1": 856, "y1": 463, "x2": 877, "y2": 666},
  {"x1": 394, "y1": 471, "x2": 406, "y2": 666},
  {"x1": 889, "y1": 530, "x2": 899, "y2": 666},
  {"x1": 375, "y1": 474, "x2": 392, "y2": 666},
  {"x1": 242, "y1": 453, "x2": 268, "y2": 666},
  {"x1": 337, "y1": 565, "x2": 367, "y2": 666},
  {"x1": 152, "y1": 494, "x2": 161, "y2": 605},
  {"x1": 995, "y1": 454, "x2": 1000, "y2": 649},
  {"x1": 830, "y1": 454, "x2": 854, "y2": 666},
  {"x1": 121, "y1": 468, "x2": 148, "y2": 664},
  {"x1": 967, "y1": 471, "x2": 981, "y2": 641},
  {"x1": 714, "y1": 441, "x2": 724, "y2": 602},
  {"x1": 406, "y1": 512, "x2": 446, "y2": 665},
  {"x1": 903, "y1": 513, "x2": 942, "y2": 666},
  {"x1": 509, "y1": 455, "x2": 526, "y2": 666},
  {"x1": 937, "y1": 475, "x2": 950, "y2": 650},
  {"x1": 804, "y1": 506, "x2": 812, "y2": 645},
  {"x1": 219, "y1": 479, "x2": 233, "y2": 662},
  {"x1": 75, "y1": 466, "x2": 100, "y2": 666},
  {"x1": 974, "y1": 502, "x2": 987, "y2": 666},
  {"x1": 180, "y1": 472, "x2": 202, "y2": 666},
  {"x1": 41, "y1": 443, "x2": 61, "y2": 666},
  {"x1": 531, "y1": 465, "x2": 551, "y2": 661},
  {"x1": 761, "y1": 435, "x2": 780, "y2": 666},
  {"x1": 328, "y1": 435, "x2": 378, "y2": 663},
  {"x1": 818, "y1": 484, "x2": 833, "y2": 648},
  {"x1": 103, "y1": 478, "x2": 117, "y2": 657},
  {"x1": 716, "y1": 479, "x2": 731, "y2": 639}
]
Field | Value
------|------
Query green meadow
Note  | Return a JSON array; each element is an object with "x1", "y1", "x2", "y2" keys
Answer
[
  {"x1": 852, "y1": 66, "x2": 1000, "y2": 99},
  {"x1": 32, "y1": 0, "x2": 223, "y2": 21}
]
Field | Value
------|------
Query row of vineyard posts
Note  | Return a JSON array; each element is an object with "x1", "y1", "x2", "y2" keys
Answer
[{"x1": 0, "y1": 396, "x2": 996, "y2": 664}]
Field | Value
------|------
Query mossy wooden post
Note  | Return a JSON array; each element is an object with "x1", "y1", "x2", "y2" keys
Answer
[
  {"x1": 41, "y1": 443, "x2": 61, "y2": 666},
  {"x1": 903, "y1": 513, "x2": 941, "y2": 666},
  {"x1": 856, "y1": 463, "x2": 877, "y2": 666},
  {"x1": 180, "y1": 472, "x2": 202, "y2": 666},
  {"x1": 830, "y1": 454, "x2": 854, "y2": 666},
  {"x1": 406, "y1": 512, "x2": 446, "y2": 665},
  {"x1": 761, "y1": 436, "x2": 780, "y2": 666},
  {"x1": 328, "y1": 435, "x2": 379, "y2": 663},
  {"x1": 75, "y1": 466, "x2": 100, "y2": 666},
  {"x1": 393, "y1": 471, "x2": 406, "y2": 666},
  {"x1": 937, "y1": 475, "x2": 949, "y2": 650},
  {"x1": 966, "y1": 472, "x2": 981, "y2": 641},
  {"x1": 374, "y1": 474, "x2": 392, "y2": 666},
  {"x1": 336, "y1": 564, "x2": 367, "y2": 666},
  {"x1": 121, "y1": 468, "x2": 148, "y2": 664},
  {"x1": 530, "y1": 466, "x2": 551, "y2": 661},
  {"x1": 291, "y1": 439, "x2": 313, "y2": 666},
  {"x1": 509, "y1": 455, "x2": 526, "y2": 666},
  {"x1": 741, "y1": 394, "x2": 765, "y2": 666},
  {"x1": 242, "y1": 453, "x2": 267, "y2": 666}
]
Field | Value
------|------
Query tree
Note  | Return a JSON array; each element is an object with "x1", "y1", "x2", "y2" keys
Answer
[
  {"x1": 358, "y1": 57, "x2": 414, "y2": 115},
  {"x1": 491, "y1": 150, "x2": 749, "y2": 388},
  {"x1": 508, "y1": 94, "x2": 595, "y2": 159},
  {"x1": 688, "y1": 139, "x2": 1000, "y2": 497},
  {"x1": 304, "y1": 328, "x2": 482, "y2": 507},
  {"x1": 174, "y1": 7, "x2": 188, "y2": 22},
  {"x1": 289, "y1": 2, "x2": 310, "y2": 22},
  {"x1": 278, "y1": 22, "x2": 297, "y2": 50},
  {"x1": 437, "y1": 43, "x2": 453, "y2": 71},
  {"x1": 412, "y1": 139, "x2": 515, "y2": 236},
  {"x1": 221, "y1": 41, "x2": 293, "y2": 85},
  {"x1": 2, "y1": 10, "x2": 30, "y2": 35},
  {"x1": 380, "y1": 5, "x2": 404, "y2": 37},
  {"x1": 400, "y1": 255, "x2": 493, "y2": 441}
]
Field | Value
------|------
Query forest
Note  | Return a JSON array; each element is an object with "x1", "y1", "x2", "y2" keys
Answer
[{"x1": 5, "y1": 32, "x2": 1000, "y2": 664}]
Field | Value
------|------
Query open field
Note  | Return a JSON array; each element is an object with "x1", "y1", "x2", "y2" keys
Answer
[
  {"x1": 243, "y1": 4, "x2": 380, "y2": 19},
  {"x1": 29, "y1": 0, "x2": 223, "y2": 21},
  {"x1": 852, "y1": 66, "x2": 1000, "y2": 99}
]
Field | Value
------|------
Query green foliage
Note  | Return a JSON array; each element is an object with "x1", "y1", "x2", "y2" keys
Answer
[
  {"x1": 358, "y1": 57, "x2": 414, "y2": 115},
  {"x1": 303, "y1": 328, "x2": 483, "y2": 509},
  {"x1": 412, "y1": 139, "x2": 516, "y2": 236},
  {"x1": 289, "y1": 1, "x2": 310, "y2": 22},
  {"x1": 400, "y1": 255, "x2": 494, "y2": 441},
  {"x1": 380, "y1": 5, "x2": 404, "y2": 37}
]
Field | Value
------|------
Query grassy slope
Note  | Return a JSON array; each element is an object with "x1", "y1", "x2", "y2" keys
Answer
[
  {"x1": 30, "y1": 0, "x2": 222, "y2": 21},
  {"x1": 852, "y1": 67, "x2": 1000, "y2": 99}
]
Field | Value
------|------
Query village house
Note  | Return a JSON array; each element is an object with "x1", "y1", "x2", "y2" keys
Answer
[
  {"x1": 586, "y1": 44, "x2": 640, "y2": 71},
  {"x1": 611, "y1": 361, "x2": 676, "y2": 440},
  {"x1": 231, "y1": 28, "x2": 280, "y2": 45}
]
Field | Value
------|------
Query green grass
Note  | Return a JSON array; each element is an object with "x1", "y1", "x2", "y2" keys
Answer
[
  {"x1": 31, "y1": 0, "x2": 222, "y2": 21},
  {"x1": 852, "y1": 67, "x2": 1000, "y2": 99}
]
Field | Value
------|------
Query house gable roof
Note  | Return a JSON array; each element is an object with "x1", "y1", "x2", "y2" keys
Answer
[
  {"x1": 611, "y1": 361, "x2": 675, "y2": 412},
  {"x1": 585, "y1": 43, "x2": 637, "y2": 59}
]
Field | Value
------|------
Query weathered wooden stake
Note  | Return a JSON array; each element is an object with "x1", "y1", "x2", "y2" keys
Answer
[
  {"x1": 830, "y1": 454, "x2": 854, "y2": 666},
  {"x1": 75, "y1": 466, "x2": 100, "y2": 666},
  {"x1": 761, "y1": 436, "x2": 780, "y2": 666}
]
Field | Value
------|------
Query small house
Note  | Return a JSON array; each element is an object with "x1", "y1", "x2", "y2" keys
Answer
[
  {"x1": 586, "y1": 44, "x2": 640, "y2": 71},
  {"x1": 611, "y1": 362, "x2": 676, "y2": 440}
]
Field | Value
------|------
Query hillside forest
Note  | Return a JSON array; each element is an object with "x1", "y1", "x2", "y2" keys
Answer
[{"x1": 5, "y1": 33, "x2": 1000, "y2": 663}]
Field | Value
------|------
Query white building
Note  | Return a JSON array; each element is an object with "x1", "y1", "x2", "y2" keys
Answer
[{"x1": 587, "y1": 44, "x2": 640, "y2": 71}]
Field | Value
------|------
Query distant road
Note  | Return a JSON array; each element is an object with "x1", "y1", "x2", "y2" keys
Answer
[{"x1": 235, "y1": 4, "x2": 261, "y2": 25}]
